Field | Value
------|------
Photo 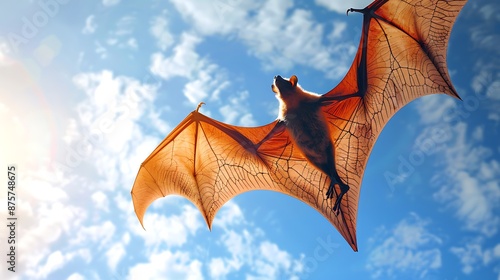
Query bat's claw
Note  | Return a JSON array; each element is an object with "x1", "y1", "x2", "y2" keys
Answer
[
  {"x1": 326, "y1": 182, "x2": 336, "y2": 199},
  {"x1": 327, "y1": 182, "x2": 350, "y2": 216},
  {"x1": 332, "y1": 191, "x2": 345, "y2": 216},
  {"x1": 346, "y1": 7, "x2": 367, "y2": 16},
  {"x1": 196, "y1": 102, "x2": 205, "y2": 112}
]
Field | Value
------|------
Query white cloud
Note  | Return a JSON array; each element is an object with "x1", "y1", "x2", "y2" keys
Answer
[
  {"x1": 83, "y1": 15, "x2": 97, "y2": 34},
  {"x1": 473, "y1": 126, "x2": 484, "y2": 141},
  {"x1": 126, "y1": 38, "x2": 138, "y2": 49},
  {"x1": 168, "y1": 0, "x2": 355, "y2": 79},
  {"x1": 413, "y1": 68, "x2": 500, "y2": 237},
  {"x1": 240, "y1": 1, "x2": 355, "y2": 78},
  {"x1": 470, "y1": 26, "x2": 500, "y2": 54},
  {"x1": 183, "y1": 63, "x2": 229, "y2": 104},
  {"x1": 94, "y1": 41, "x2": 107, "y2": 59},
  {"x1": 71, "y1": 70, "x2": 158, "y2": 167},
  {"x1": 451, "y1": 238, "x2": 500, "y2": 277},
  {"x1": 252, "y1": 241, "x2": 293, "y2": 277},
  {"x1": 150, "y1": 14, "x2": 174, "y2": 51},
  {"x1": 208, "y1": 224, "x2": 304, "y2": 279},
  {"x1": 431, "y1": 123, "x2": 500, "y2": 236},
  {"x1": 473, "y1": 66, "x2": 500, "y2": 123},
  {"x1": 17, "y1": 200, "x2": 87, "y2": 279},
  {"x1": 150, "y1": 33, "x2": 230, "y2": 104},
  {"x1": 115, "y1": 16, "x2": 135, "y2": 36},
  {"x1": 31, "y1": 250, "x2": 90, "y2": 279},
  {"x1": 67, "y1": 273, "x2": 85, "y2": 280},
  {"x1": 468, "y1": 3, "x2": 500, "y2": 121},
  {"x1": 478, "y1": 3, "x2": 500, "y2": 21},
  {"x1": 315, "y1": 0, "x2": 372, "y2": 14},
  {"x1": 98, "y1": 15, "x2": 138, "y2": 51},
  {"x1": 415, "y1": 95, "x2": 457, "y2": 124},
  {"x1": 451, "y1": 241, "x2": 484, "y2": 274},
  {"x1": 35, "y1": 251, "x2": 68, "y2": 279},
  {"x1": 103, "y1": 0, "x2": 121, "y2": 6},
  {"x1": 147, "y1": 109, "x2": 170, "y2": 135},
  {"x1": 212, "y1": 201, "x2": 244, "y2": 230},
  {"x1": 106, "y1": 241, "x2": 126, "y2": 271},
  {"x1": 0, "y1": 68, "x2": 99, "y2": 280},
  {"x1": 219, "y1": 91, "x2": 257, "y2": 126},
  {"x1": 70, "y1": 221, "x2": 116, "y2": 248},
  {"x1": 169, "y1": 0, "x2": 257, "y2": 35},
  {"x1": 92, "y1": 191, "x2": 109, "y2": 212},
  {"x1": 132, "y1": 205, "x2": 203, "y2": 248},
  {"x1": 366, "y1": 213, "x2": 442, "y2": 279},
  {"x1": 209, "y1": 257, "x2": 232, "y2": 279},
  {"x1": 127, "y1": 250, "x2": 203, "y2": 280},
  {"x1": 150, "y1": 33, "x2": 202, "y2": 79},
  {"x1": 329, "y1": 21, "x2": 348, "y2": 39}
]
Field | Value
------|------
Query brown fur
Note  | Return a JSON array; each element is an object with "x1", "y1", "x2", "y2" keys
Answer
[{"x1": 273, "y1": 75, "x2": 332, "y2": 173}]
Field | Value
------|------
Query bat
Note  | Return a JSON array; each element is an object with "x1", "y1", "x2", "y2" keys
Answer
[{"x1": 131, "y1": 0, "x2": 467, "y2": 251}]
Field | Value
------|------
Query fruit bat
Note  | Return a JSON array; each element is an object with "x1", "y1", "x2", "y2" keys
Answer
[{"x1": 131, "y1": 0, "x2": 467, "y2": 251}]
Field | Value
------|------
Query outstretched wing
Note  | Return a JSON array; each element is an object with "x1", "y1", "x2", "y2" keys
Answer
[
  {"x1": 131, "y1": 111, "x2": 350, "y2": 246},
  {"x1": 131, "y1": 0, "x2": 468, "y2": 252},
  {"x1": 318, "y1": 0, "x2": 467, "y2": 248}
]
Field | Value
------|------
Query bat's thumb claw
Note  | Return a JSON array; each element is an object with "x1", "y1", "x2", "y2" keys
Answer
[{"x1": 196, "y1": 102, "x2": 206, "y2": 112}]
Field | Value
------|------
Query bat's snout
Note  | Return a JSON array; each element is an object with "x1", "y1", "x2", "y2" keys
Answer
[{"x1": 272, "y1": 75, "x2": 283, "y2": 94}]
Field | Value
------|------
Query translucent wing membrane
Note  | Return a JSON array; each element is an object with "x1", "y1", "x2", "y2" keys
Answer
[{"x1": 132, "y1": 0, "x2": 468, "y2": 252}]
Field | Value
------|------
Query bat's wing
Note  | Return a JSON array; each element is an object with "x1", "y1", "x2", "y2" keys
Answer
[
  {"x1": 131, "y1": 0, "x2": 468, "y2": 252},
  {"x1": 131, "y1": 110, "x2": 343, "y2": 243},
  {"x1": 318, "y1": 0, "x2": 467, "y2": 248}
]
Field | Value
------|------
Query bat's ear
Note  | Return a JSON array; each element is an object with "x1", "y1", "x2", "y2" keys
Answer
[{"x1": 290, "y1": 75, "x2": 298, "y2": 87}]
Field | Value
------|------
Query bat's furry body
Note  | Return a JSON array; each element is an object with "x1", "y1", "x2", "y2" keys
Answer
[
  {"x1": 131, "y1": 0, "x2": 468, "y2": 251},
  {"x1": 273, "y1": 75, "x2": 349, "y2": 215}
]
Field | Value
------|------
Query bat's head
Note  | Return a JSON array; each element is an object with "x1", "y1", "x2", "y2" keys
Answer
[
  {"x1": 272, "y1": 75, "x2": 302, "y2": 120},
  {"x1": 272, "y1": 75, "x2": 298, "y2": 97},
  {"x1": 272, "y1": 75, "x2": 320, "y2": 120}
]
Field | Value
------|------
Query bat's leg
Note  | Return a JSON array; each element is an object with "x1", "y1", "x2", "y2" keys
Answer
[{"x1": 322, "y1": 145, "x2": 350, "y2": 215}]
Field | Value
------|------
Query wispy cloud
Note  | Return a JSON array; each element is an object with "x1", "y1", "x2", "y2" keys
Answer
[
  {"x1": 106, "y1": 233, "x2": 130, "y2": 271},
  {"x1": 451, "y1": 237, "x2": 500, "y2": 277},
  {"x1": 150, "y1": 13, "x2": 174, "y2": 51},
  {"x1": 219, "y1": 91, "x2": 258, "y2": 126},
  {"x1": 208, "y1": 202, "x2": 305, "y2": 280},
  {"x1": 168, "y1": 0, "x2": 355, "y2": 79},
  {"x1": 169, "y1": 0, "x2": 256, "y2": 35},
  {"x1": 31, "y1": 250, "x2": 90, "y2": 279},
  {"x1": 82, "y1": 15, "x2": 97, "y2": 34},
  {"x1": 103, "y1": 0, "x2": 121, "y2": 7},
  {"x1": 431, "y1": 123, "x2": 500, "y2": 236},
  {"x1": 131, "y1": 205, "x2": 203, "y2": 249},
  {"x1": 150, "y1": 32, "x2": 230, "y2": 105},
  {"x1": 366, "y1": 213, "x2": 442, "y2": 279},
  {"x1": 467, "y1": 0, "x2": 500, "y2": 121},
  {"x1": 128, "y1": 250, "x2": 203, "y2": 280}
]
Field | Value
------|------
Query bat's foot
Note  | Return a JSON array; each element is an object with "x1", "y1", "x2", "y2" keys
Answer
[{"x1": 326, "y1": 181, "x2": 350, "y2": 215}]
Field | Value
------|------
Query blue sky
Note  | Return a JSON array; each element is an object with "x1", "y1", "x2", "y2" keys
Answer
[{"x1": 0, "y1": 0, "x2": 499, "y2": 279}]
